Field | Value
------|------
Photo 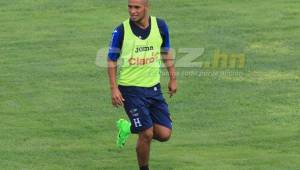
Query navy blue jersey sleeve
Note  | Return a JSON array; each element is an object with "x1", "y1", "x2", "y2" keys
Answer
[
  {"x1": 157, "y1": 18, "x2": 171, "y2": 52},
  {"x1": 108, "y1": 24, "x2": 124, "y2": 61}
]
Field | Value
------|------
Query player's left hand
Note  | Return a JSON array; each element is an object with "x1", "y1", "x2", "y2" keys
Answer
[{"x1": 168, "y1": 79, "x2": 177, "y2": 98}]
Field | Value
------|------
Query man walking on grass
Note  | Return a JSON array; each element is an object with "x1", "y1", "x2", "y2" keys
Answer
[{"x1": 107, "y1": 0, "x2": 177, "y2": 169}]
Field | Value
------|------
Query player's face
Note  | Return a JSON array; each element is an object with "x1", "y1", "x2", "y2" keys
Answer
[{"x1": 128, "y1": 0, "x2": 148, "y2": 22}]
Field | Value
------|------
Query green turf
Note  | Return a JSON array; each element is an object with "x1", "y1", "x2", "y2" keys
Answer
[{"x1": 1, "y1": 0, "x2": 300, "y2": 169}]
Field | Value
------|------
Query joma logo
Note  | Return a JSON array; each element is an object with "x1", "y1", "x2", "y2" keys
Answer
[{"x1": 135, "y1": 46, "x2": 154, "y2": 53}]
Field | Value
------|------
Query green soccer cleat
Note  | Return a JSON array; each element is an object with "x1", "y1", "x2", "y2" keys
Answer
[{"x1": 116, "y1": 119, "x2": 131, "y2": 148}]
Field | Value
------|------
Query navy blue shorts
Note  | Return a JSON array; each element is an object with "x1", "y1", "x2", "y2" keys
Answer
[{"x1": 119, "y1": 83, "x2": 172, "y2": 134}]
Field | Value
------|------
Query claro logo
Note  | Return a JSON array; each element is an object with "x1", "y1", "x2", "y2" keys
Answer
[{"x1": 128, "y1": 52, "x2": 159, "y2": 66}]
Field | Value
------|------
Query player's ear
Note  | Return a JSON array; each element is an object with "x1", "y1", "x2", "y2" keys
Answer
[
  {"x1": 145, "y1": 5, "x2": 149, "y2": 12},
  {"x1": 144, "y1": 1, "x2": 150, "y2": 13},
  {"x1": 144, "y1": 0, "x2": 150, "y2": 8}
]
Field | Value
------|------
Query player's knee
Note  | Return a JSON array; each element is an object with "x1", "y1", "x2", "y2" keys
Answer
[
  {"x1": 139, "y1": 128, "x2": 153, "y2": 143},
  {"x1": 156, "y1": 132, "x2": 171, "y2": 142}
]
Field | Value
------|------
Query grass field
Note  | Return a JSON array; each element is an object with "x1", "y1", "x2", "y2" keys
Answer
[{"x1": 1, "y1": 0, "x2": 300, "y2": 169}]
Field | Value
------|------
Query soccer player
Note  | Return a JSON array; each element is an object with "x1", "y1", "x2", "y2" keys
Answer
[{"x1": 107, "y1": 0, "x2": 177, "y2": 169}]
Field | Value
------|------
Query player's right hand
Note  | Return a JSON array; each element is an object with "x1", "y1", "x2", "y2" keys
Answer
[{"x1": 111, "y1": 88, "x2": 125, "y2": 107}]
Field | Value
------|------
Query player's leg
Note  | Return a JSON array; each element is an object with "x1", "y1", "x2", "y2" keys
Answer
[
  {"x1": 117, "y1": 86, "x2": 153, "y2": 147},
  {"x1": 118, "y1": 85, "x2": 154, "y2": 170},
  {"x1": 153, "y1": 123, "x2": 171, "y2": 142},
  {"x1": 136, "y1": 127, "x2": 153, "y2": 168},
  {"x1": 117, "y1": 103, "x2": 154, "y2": 169},
  {"x1": 148, "y1": 84, "x2": 173, "y2": 142}
]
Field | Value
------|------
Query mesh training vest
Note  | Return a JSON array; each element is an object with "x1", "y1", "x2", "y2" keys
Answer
[{"x1": 118, "y1": 16, "x2": 163, "y2": 87}]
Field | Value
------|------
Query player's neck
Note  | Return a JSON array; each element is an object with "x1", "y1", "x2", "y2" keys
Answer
[{"x1": 134, "y1": 16, "x2": 150, "y2": 29}]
